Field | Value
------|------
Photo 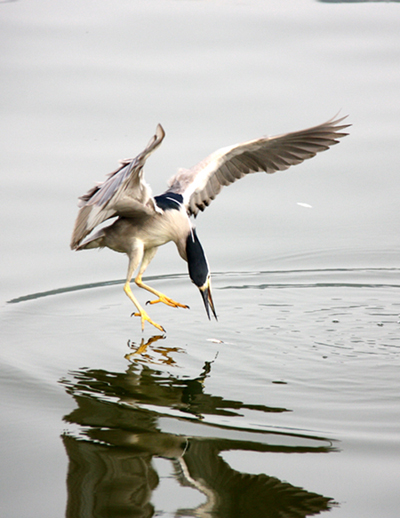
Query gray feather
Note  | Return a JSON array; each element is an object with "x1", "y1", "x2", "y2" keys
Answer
[
  {"x1": 71, "y1": 124, "x2": 165, "y2": 249},
  {"x1": 166, "y1": 115, "x2": 350, "y2": 216}
]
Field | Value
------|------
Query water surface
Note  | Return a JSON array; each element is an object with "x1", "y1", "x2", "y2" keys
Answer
[{"x1": 1, "y1": 1, "x2": 400, "y2": 517}]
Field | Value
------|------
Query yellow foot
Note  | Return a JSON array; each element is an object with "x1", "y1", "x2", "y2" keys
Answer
[
  {"x1": 131, "y1": 310, "x2": 166, "y2": 333},
  {"x1": 145, "y1": 294, "x2": 189, "y2": 309}
]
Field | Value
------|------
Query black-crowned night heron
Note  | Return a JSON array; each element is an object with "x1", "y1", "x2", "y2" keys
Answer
[{"x1": 71, "y1": 116, "x2": 349, "y2": 332}]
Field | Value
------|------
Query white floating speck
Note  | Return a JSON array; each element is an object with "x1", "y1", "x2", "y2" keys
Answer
[
  {"x1": 207, "y1": 338, "x2": 234, "y2": 345},
  {"x1": 297, "y1": 202, "x2": 313, "y2": 208}
]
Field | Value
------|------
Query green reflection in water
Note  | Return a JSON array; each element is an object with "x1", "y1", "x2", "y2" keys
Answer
[{"x1": 60, "y1": 345, "x2": 336, "y2": 517}]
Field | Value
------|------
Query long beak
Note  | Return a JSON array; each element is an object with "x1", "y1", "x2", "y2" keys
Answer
[{"x1": 200, "y1": 282, "x2": 217, "y2": 321}]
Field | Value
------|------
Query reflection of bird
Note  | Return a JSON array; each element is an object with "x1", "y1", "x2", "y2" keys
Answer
[
  {"x1": 71, "y1": 116, "x2": 349, "y2": 332},
  {"x1": 62, "y1": 365, "x2": 335, "y2": 517}
]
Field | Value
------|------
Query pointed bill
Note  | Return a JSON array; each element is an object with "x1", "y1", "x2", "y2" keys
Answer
[{"x1": 200, "y1": 282, "x2": 217, "y2": 321}]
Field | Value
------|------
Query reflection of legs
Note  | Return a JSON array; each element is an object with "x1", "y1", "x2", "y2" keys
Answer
[
  {"x1": 125, "y1": 334, "x2": 166, "y2": 359},
  {"x1": 123, "y1": 246, "x2": 165, "y2": 333},
  {"x1": 135, "y1": 248, "x2": 189, "y2": 309}
]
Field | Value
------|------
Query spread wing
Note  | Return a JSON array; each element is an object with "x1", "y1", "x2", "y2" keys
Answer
[
  {"x1": 70, "y1": 124, "x2": 165, "y2": 249},
  {"x1": 166, "y1": 115, "x2": 350, "y2": 216}
]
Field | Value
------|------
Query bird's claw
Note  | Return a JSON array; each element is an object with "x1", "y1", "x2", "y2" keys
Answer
[
  {"x1": 145, "y1": 295, "x2": 189, "y2": 309},
  {"x1": 131, "y1": 311, "x2": 166, "y2": 333}
]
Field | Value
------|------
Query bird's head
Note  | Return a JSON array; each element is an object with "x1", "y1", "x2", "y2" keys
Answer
[{"x1": 186, "y1": 229, "x2": 217, "y2": 320}]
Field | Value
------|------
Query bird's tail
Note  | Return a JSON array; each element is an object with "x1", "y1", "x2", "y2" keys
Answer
[{"x1": 73, "y1": 229, "x2": 106, "y2": 250}]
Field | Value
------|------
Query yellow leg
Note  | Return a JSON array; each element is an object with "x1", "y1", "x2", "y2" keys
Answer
[
  {"x1": 124, "y1": 281, "x2": 165, "y2": 333},
  {"x1": 135, "y1": 274, "x2": 189, "y2": 309}
]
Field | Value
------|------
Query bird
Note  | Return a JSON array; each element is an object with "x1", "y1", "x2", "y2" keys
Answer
[{"x1": 71, "y1": 115, "x2": 350, "y2": 332}]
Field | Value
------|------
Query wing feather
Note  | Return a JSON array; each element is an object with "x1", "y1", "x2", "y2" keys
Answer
[
  {"x1": 167, "y1": 115, "x2": 350, "y2": 216},
  {"x1": 71, "y1": 124, "x2": 165, "y2": 249}
]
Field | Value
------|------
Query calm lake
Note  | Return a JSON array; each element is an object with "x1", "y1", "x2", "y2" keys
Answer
[{"x1": 1, "y1": 1, "x2": 400, "y2": 517}]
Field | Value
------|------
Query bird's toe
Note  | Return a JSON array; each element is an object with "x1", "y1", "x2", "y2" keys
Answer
[
  {"x1": 131, "y1": 310, "x2": 165, "y2": 333},
  {"x1": 146, "y1": 295, "x2": 189, "y2": 309}
]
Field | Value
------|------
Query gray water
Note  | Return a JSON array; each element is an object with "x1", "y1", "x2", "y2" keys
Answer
[{"x1": 1, "y1": 1, "x2": 400, "y2": 517}]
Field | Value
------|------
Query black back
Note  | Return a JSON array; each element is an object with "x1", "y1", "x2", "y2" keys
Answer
[{"x1": 154, "y1": 192, "x2": 184, "y2": 211}]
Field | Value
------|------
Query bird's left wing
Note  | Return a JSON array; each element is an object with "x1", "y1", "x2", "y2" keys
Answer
[
  {"x1": 71, "y1": 124, "x2": 165, "y2": 249},
  {"x1": 166, "y1": 116, "x2": 350, "y2": 216}
]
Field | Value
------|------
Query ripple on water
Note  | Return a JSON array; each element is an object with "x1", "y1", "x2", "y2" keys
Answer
[{"x1": 3, "y1": 267, "x2": 400, "y2": 517}]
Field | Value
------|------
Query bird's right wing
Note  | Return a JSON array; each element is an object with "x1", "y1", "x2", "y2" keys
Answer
[
  {"x1": 167, "y1": 116, "x2": 350, "y2": 216},
  {"x1": 71, "y1": 124, "x2": 165, "y2": 249}
]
